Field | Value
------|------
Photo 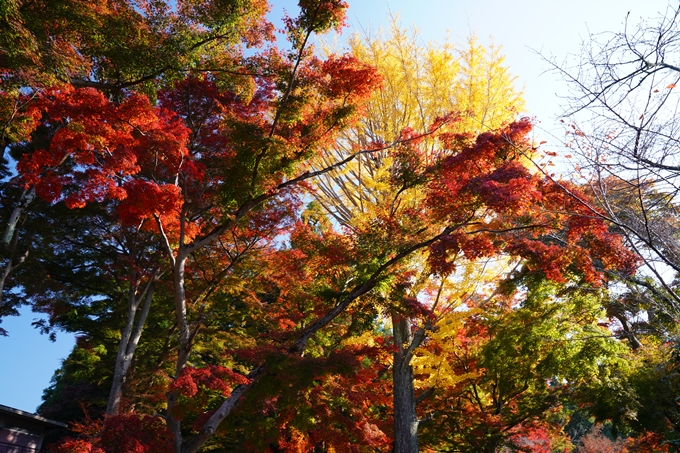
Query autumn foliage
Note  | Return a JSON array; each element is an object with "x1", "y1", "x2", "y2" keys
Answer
[
  {"x1": 425, "y1": 119, "x2": 638, "y2": 283},
  {"x1": 52, "y1": 413, "x2": 174, "y2": 453},
  {"x1": 0, "y1": 1, "x2": 669, "y2": 453}
]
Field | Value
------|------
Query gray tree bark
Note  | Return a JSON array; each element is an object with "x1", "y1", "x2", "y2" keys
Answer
[
  {"x1": 106, "y1": 273, "x2": 158, "y2": 415},
  {"x1": 392, "y1": 312, "x2": 419, "y2": 453}
]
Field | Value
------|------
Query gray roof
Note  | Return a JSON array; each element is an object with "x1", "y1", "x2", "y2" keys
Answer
[{"x1": 0, "y1": 404, "x2": 67, "y2": 428}]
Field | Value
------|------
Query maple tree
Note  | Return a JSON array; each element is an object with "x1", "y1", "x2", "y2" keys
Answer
[
  {"x1": 574, "y1": 335, "x2": 680, "y2": 450},
  {"x1": 0, "y1": 0, "x2": 273, "y2": 328},
  {"x1": 2, "y1": 0, "x2": 387, "y2": 450},
  {"x1": 313, "y1": 113, "x2": 638, "y2": 453},
  {"x1": 0, "y1": 0, "x2": 271, "y2": 333}
]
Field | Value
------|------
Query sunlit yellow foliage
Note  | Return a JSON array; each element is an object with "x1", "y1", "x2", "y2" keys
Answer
[
  {"x1": 341, "y1": 330, "x2": 379, "y2": 348},
  {"x1": 314, "y1": 19, "x2": 524, "y2": 225},
  {"x1": 413, "y1": 310, "x2": 478, "y2": 388},
  {"x1": 342, "y1": 22, "x2": 523, "y2": 142},
  {"x1": 412, "y1": 258, "x2": 513, "y2": 389},
  {"x1": 452, "y1": 34, "x2": 525, "y2": 132}
]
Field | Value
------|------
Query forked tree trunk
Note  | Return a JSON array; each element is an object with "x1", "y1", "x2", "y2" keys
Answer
[
  {"x1": 160, "y1": 218, "x2": 451, "y2": 453},
  {"x1": 106, "y1": 275, "x2": 158, "y2": 415}
]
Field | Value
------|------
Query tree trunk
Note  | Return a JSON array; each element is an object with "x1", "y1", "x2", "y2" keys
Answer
[
  {"x1": 106, "y1": 276, "x2": 157, "y2": 415},
  {"x1": 3, "y1": 187, "x2": 34, "y2": 246},
  {"x1": 168, "y1": 252, "x2": 190, "y2": 453},
  {"x1": 392, "y1": 311, "x2": 419, "y2": 453},
  {"x1": 484, "y1": 435, "x2": 502, "y2": 453},
  {"x1": 0, "y1": 188, "x2": 34, "y2": 310},
  {"x1": 165, "y1": 228, "x2": 445, "y2": 453}
]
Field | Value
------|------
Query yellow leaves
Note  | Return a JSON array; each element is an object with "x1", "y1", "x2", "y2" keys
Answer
[
  {"x1": 452, "y1": 33, "x2": 525, "y2": 133},
  {"x1": 411, "y1": 258, "x2": 514, "y2": 389},
  {"x1": 414, "y1": 359, "x2": 479, "y2": 389},
  {"x1": 349, "y1": 25, "x2": 524, "y2": 141},
  {"x1": 412, "y1": 310, "x2": 477, "y2": 389},
  {"x1": 310, "y1": 21, "x2": 528, "y2": 397},
  {"x1": 341, "y1": 331, "x2": 378, "y2": 347},
  {"x1": 312, "y1": 20, "x2": 525, "y2": 230},
  {"x1": 346, "y1": 22, "x2": 430, "y2": 142}
]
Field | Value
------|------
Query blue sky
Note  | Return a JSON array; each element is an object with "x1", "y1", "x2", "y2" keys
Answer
[{"x1": 0, "y1": 0, "x2": 671, "y2": 414}]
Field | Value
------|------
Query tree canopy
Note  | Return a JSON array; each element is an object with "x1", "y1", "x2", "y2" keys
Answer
[{"x1": 1, "y1": 1, "x2": 672, "y2": 453}]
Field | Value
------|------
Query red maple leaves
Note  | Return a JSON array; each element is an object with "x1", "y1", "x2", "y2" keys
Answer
[
  {"x1": 426, "y1": 118, "x2": 638, "y2": 283},
  {"x1": 16, "y1": 85, "x2": 189, "y2": 218}
]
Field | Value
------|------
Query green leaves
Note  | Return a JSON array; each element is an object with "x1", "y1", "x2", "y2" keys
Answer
[{"x1": 416, "y1": 276, "x2": 627, "y2": 452}]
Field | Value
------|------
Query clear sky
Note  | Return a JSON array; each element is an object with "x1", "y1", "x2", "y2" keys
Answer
[{"x1": 0, "y1": 0, "x2": 672, "y2": 414}]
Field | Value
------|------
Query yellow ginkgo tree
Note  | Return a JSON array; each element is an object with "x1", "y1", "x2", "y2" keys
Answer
[{"x1": 314, "y1": 21, "x2": 524, "y2": 225}]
